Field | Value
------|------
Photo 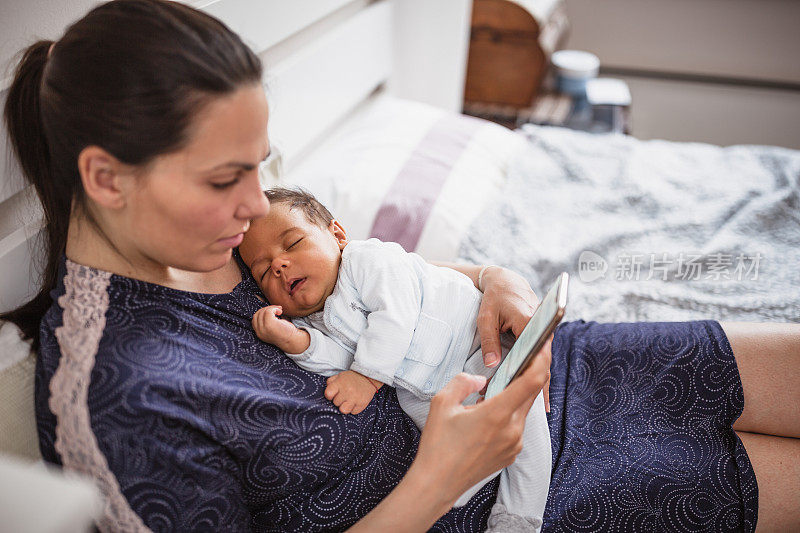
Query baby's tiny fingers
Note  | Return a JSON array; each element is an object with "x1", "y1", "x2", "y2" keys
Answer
[
  {"x1": 324, "y1": 384, "x2": 338, "y2": 400},
  {"x1": 360, "y1": 397, "x2": 374, "y2": 412}
]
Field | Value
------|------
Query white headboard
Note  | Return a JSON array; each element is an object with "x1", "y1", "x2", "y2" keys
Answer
[{"x1": 0, "y1": 0, "x2": 473, "y2": 313}]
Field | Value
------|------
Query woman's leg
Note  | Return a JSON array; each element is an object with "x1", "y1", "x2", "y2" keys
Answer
[
  {"x1": 736, "y1": 431, "x2": 800, "y2": 531},
  {"x1": 719, "y1": 322, "x2": 800, "y2": 438}
]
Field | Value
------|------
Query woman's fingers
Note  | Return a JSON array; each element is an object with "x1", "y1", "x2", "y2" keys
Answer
[
  {"x1": 475, "y1": 266, "x2": 539, "y2": 369},
  {"x1": 477, "y1": 302, "x2": 502, "y2": 368},
  {"x1": 414, "y1": 369, "x2": 543, "y2": 507},
  {"x1": 543, "y1": 374, "x2": 551, "y2": 413},
  {"x1": 434, "y1": 373, "x2": 487, "y2": 409},
  {"x1": 491, "y1": 336, "x2": 552, "y2": 415}
]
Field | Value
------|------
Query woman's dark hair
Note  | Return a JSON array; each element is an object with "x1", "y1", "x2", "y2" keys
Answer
[{"x1": 2, "y1": 0, "x2": 262, "y2": 347}]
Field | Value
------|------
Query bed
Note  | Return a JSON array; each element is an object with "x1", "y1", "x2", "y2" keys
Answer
[
  {"x1": 277, "y1": 94, "x2": 800, "y2": 324},
  {"x1": 0, "y1": 0, "x2": 798, "y2": 528}
]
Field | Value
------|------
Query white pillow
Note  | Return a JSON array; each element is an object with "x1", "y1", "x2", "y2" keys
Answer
[
  {"x1": 0, "y1": 453, "x2": 101, "y2": 532},
  {"x1": 282, "y1": 96, "x2": 526, "y2": 262},
  {"x1": 0, "y1": 320, "x2": 42, "y2": 461}
]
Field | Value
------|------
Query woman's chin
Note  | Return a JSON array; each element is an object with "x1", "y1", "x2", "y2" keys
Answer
[{"x1": 176, "y1": 249, "x2": 233, "y2": 273}]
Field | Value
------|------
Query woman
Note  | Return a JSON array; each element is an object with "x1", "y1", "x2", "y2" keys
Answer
[{"x1": 2, "y1": 1, "x2": 797, "y2": 531}]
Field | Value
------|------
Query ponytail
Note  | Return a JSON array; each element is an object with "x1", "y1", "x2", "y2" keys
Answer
[{"x1": 2, "y1": 40, "x2": 67, "y2": 349}]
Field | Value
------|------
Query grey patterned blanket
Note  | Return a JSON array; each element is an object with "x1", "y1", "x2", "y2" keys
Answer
[{"x1": 458, "y1": 124, "x2": 800, "y2": 323}]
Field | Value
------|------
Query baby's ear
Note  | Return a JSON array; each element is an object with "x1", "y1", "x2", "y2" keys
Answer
[{"x1": 329, "y1": 219, "x2": 348, "y2": 249}]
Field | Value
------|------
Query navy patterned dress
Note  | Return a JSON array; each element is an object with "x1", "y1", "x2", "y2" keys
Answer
[
  {"x1": 544, "y1": 320, "x2": 757, "y2": 532},
  {"x1": 35, "y1": 257, "x2": 757, "y2": 531}
]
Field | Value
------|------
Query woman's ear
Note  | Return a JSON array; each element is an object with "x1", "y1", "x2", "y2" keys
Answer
[
  {"x1": 329, "y1": 219, "x2": 348, "y2": 250},
  {"x1": 77, "y1": 146, "x2": 132, "y2": 210}
]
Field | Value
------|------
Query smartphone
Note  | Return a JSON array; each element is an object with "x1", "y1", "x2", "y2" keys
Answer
[{"x1": 484, "y1": 272, "x2": 569, "y2": 399}]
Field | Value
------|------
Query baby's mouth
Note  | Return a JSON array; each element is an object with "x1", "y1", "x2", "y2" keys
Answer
[{"x1": 288, "y1": 277, "x2": 306, "y2": 295}]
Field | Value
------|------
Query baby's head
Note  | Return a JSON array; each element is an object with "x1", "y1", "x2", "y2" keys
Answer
[{"x1": 239, "y1": 188, "x2": 347, "y2": 317}]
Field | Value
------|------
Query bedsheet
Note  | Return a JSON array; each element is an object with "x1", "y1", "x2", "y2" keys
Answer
[{"x1": 457, "y1": 125, "x2": 800, "y2": 323}]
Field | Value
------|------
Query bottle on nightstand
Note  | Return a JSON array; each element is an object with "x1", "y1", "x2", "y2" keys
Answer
[{"x1": 585, "y1": 78, "x2": 632, "y2": 134}]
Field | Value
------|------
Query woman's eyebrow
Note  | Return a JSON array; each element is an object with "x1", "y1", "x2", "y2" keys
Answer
[
  {"x1": 208, "y1": 148, "x2": 271, "y2": 172},
  {"x1": 211, "y1": 161, "x2": 256, "y2": 171}
]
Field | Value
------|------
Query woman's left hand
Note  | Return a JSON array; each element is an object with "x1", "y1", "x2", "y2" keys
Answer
[{"x1": 477, "y1": 266, "x2": 551, "y2": 412}]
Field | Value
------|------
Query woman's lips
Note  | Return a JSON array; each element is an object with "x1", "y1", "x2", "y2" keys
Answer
[{"x1": 217, "y1": 232, "x2": 244, "y2": 248}]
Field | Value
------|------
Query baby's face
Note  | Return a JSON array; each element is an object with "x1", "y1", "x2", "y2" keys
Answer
[{"x1": 239, "y1": 203, "x2": 347, "y2": 317}]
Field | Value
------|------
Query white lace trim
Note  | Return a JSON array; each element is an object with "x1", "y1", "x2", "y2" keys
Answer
[{"x1": 50, "y1": 260, "x2": 150, "y2": 532}]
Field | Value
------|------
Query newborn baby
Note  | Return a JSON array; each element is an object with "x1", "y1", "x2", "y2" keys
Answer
[{"x1": 238, "y1": 188, "x2": 550, "y2": 531}]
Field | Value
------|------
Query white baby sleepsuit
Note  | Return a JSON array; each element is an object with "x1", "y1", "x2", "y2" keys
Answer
[{"x1": 288, "y1": 238, "x2": 551, "y2": 531}]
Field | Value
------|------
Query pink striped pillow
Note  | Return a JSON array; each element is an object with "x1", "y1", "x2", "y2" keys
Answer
[{"x1": 284, "y1": 97, "x2": 524, "y2": 261}]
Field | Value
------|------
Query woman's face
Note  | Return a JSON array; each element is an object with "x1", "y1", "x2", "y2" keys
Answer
[{"x1": 121, "y1": 84, "x2": 271, "y2": 273}]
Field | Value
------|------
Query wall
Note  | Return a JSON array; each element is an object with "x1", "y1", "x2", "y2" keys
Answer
[
  {"x1": 389, "y1": 0, "x2": 473, "y2": 113},
  {"x1": 563, "y1": 0, "x2": 800, "y2": 148}
]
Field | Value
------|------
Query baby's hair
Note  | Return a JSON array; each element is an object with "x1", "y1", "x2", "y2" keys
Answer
[{"x1": 265, "y1": 187, "x2": 334, "y2": 228}]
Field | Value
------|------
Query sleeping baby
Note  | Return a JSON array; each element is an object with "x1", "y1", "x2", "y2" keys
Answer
[{"x1": 238, "y1": 187, "x2": 550, "y2": 531}]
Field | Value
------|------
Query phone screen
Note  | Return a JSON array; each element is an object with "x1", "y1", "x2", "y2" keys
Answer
[{"x1": 484, "y1": 273, "x2": 567, "y2": 398}]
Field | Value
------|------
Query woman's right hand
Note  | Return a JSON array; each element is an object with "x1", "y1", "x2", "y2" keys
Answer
[
  {"x1": 412, "y1": 335, "x2": 553, "y2": 507},
  {"x1": 350, "y1": 339, "x2": 552, "y2": 531}
]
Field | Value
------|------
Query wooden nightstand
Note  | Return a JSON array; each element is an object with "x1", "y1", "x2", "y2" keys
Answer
[
  {"x1": 462, "y1": 0, "x2": 631, "y2": 135},
  {"x1": 463, "y1": 0, "x2": 569, "y2": 112}
]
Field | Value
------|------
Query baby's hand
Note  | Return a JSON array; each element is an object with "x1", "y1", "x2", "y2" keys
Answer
[
  {"x1": 252, "y1": 305, "x2": 298, "y2": 346},
  {"x1": 325, "y1": 370, "x2": 383, "y2": 415}
]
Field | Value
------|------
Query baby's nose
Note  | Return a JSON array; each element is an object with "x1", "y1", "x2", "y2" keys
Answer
[{"x1": 271, "y1": 258, "x2": 288, "y2": 274}]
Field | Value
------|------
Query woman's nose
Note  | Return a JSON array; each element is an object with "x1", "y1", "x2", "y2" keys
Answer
[{"x1": 235, "y1": 175, "x2": 270, "y2": 221}]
